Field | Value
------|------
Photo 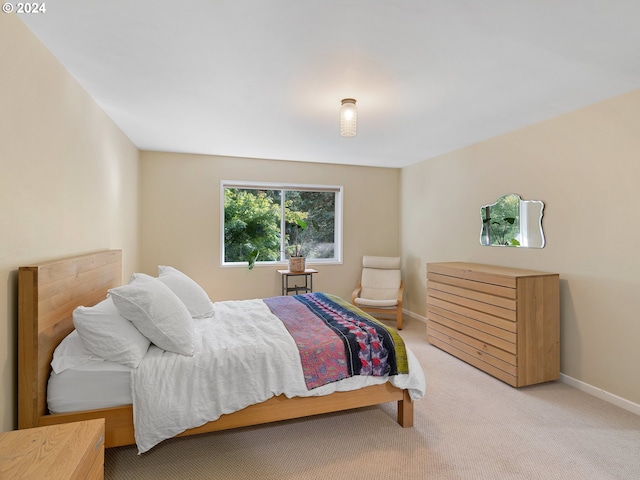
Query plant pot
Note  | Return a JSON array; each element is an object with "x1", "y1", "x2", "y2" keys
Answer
[{"x1": 289, "y1": 256, "x2": 306, "y2": 273}]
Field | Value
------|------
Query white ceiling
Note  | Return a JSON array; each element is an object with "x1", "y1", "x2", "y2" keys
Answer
[{"x1": 20, "y1": 1, "x2": 640, "y2": 168}]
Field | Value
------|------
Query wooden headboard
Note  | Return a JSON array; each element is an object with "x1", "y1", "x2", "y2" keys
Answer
[{"x1": 18, "y1": 250, "x2": 122, "y2": 429}]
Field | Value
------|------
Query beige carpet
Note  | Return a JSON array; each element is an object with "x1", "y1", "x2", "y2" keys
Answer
[{"x1": 105, "y1": 319, "x2": 640, "y2": 479}]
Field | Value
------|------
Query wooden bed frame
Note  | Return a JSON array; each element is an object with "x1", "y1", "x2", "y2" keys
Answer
[{"x1": 18, "y1": 250, "x2": 413, "y2": 448}]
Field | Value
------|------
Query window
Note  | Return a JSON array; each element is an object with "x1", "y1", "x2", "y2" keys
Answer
[{"x1": 221, "y1": 181, "x2": 343, "y2": 267}]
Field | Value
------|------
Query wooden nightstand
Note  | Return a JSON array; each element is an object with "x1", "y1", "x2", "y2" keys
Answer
[{"x1": 0, "y1": 419, "x2": 105, "y2": 480}]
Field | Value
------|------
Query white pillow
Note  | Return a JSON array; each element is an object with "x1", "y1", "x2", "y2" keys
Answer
[
  {"x1": 109, "y1": 275, "x2": 195, "y2": 356},
  {"x1": 157, "y1": 266, "x2": 214, "y2": 319},
  {"x1": 73, "y1": 297, "x2": 151, "y2": 368},
  {"x1": 51, "y1": 330, "x2": 100, "y2": 374}
]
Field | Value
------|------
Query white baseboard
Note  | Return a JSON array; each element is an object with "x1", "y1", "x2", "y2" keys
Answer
[
  {"x1": 559, "y1": 374, "x2": 640, "y2": 416},
  {"x1": 403, "y1": 308, "x2": 426, "y2": 323},
  {"x1": 404, "y1": 309, "x2": 640, "y2": 417}
]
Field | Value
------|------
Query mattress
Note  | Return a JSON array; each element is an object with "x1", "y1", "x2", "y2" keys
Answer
[{"x1": 48, "y1": 335, "x2": 133, "y2": 414}]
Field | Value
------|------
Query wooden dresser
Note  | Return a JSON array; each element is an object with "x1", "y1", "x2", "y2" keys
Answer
[
  {"x1": 0, "y1": 419, "x2": 104, "y2": 479},
  {"x1": 426, "y1": 262, "x2": 559, "y2": 387}
]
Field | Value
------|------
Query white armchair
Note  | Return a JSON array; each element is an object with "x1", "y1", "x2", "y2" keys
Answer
[{"x1": 351, "y1": 256, "x2": 404, "y2": 330}]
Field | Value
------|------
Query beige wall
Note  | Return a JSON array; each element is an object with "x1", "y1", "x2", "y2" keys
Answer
[
  {"x1": 401, "y1": 89, "x2": 640, "y2": 405},
  {"x1": 0, "y1": 15, "x2": 139, "y2": 431},
  {"x1": 138, "y1": 151, "x2": 400, "y2": 302}
]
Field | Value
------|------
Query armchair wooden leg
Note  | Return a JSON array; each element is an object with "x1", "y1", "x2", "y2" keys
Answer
[{"x1": 396, "y1": 308, "x2": 403, "y2": 330}]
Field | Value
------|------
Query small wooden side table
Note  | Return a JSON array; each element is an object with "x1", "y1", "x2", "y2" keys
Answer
[
  {"x1": 277, "y1": 269, "x2": 318, "y2": 296},
  {"x1": 0, "y1": 419, "x2": 105, "y2": 480}
]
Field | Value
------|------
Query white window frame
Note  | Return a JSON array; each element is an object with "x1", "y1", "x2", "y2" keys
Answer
[{"x1": 220, "y1": 180, "x2": 343, "y2": 267}]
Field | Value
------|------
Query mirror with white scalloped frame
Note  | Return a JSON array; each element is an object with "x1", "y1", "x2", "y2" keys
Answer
[{"x1": 480, "y1": 194, "x2": 545, "y2": 248}]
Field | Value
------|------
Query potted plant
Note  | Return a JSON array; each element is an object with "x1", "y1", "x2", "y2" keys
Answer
[
  {"x1": 246, "y1": 247, "x2": 259, "y2": 270},
  {"x1": 287, "y1": 218, "x2": 307, "y2": 273}
]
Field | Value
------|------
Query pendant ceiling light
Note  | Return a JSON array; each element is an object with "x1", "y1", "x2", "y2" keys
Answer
[{"x1": 340, "y1": 98, "x2": 357, "y2": 137}]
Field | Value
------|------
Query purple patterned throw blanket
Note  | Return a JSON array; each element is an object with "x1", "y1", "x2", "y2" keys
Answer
[{"x1": 263, "y1": 292, "x2": 409, "y2": 389}]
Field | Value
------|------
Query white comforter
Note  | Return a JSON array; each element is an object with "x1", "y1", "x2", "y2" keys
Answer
[{"x1": 132, "y1": 299, "x2": 426, "y2": 453}]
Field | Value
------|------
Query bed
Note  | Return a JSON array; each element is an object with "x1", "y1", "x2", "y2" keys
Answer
[{"x1": 18, "y1": 250, "x2": 424, "y2": 452}]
